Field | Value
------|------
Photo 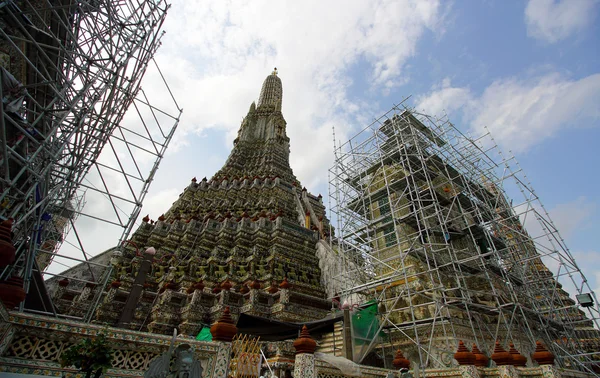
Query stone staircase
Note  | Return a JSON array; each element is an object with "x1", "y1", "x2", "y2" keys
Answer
[{"x1": 316, "y1": 321, "x2": 345, "y2": 357}]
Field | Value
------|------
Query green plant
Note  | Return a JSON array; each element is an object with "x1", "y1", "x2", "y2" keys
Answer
[{"x1": 60, "y1": 331, "x2": 113, "y2": 378}]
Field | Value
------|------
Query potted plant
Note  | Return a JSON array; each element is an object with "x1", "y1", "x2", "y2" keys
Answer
[{"x1": 60, "y1": 331, "x2": 113, "y2": 378}]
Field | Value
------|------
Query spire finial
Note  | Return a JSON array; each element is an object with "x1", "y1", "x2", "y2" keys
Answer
[{"x1": 257, "y1": 69, "x2": 283, "y2": 111}]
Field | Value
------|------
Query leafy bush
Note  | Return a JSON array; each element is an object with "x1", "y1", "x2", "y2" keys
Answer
[{"x1": 60, "y1": 331, "x2": 113, "y2": 378}]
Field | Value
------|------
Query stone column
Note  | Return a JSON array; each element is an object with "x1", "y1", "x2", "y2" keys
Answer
[
  {"x1": 491, "y1": 341, "x2": 517, "y2": 378},
  {"x1": 459, "y1": 365, "x2": 480, "y2": 378},
  {"x1": 454, "y1": 340, "x2": 480, "y2": 378},
  {"x1": 210, "y1": 306, "x2": 237, "y2": 378},
  {"x1": 249, "y1": 280, "x2": 261, "y2": 307},
  {"x1": 540, "y1": 365, "x2": 560, "y2": 378},
  {"x1": 212, "y1": 341, "x2": 233, "y2": 378},
  {"x1": 0, "y1": 300, "x2": 15, "y2": 356},
  {"x1": 54, "y1": 277, "x2": 69, "y2": 300},
  {"x1": 77, "y1": 282, "x2": 95, "y2": 302},
  {"x1": 279, "y1": 277, "x2": 290, "y2": 304},
  {"x1": 293, "y1": 325, "x2": 317, "y2": 378},
  {"x1": 118, "y1": 247, "x2": 155, "y2": 328},
  {"x1": 496, "y1": 365, "x2": 517, "y2": 378}
]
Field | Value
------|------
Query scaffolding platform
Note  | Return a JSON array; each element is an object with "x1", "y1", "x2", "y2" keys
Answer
[{"x1": 329, "y1": 101, "x2": 600, "y2": 372}]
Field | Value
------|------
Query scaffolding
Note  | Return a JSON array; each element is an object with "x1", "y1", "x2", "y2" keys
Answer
[
  {"x1": 329, "y1": 101, "x2": 600, "y2": 373},
  {"x1": 0, "y1": 0, "x2": 181, "y2": 320}
]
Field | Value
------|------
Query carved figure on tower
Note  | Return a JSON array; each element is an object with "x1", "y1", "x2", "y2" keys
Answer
[{"x1": 50, "y1": 70, "x2": 334, "y2": 336}]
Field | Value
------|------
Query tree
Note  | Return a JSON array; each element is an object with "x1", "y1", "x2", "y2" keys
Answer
[{"x1": 60, "y1": 331, "x2": 113, "y2": 378}]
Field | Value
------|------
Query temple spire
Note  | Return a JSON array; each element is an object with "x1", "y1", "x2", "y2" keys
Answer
[{"x1": 257, "y1": 68, "x2": 283, "y2": 112}]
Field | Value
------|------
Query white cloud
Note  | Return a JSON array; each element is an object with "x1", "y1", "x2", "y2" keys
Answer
[
  {"x1": 140, "y1": 188, "x2": 181, "y2": 221},
  {"x1": 417, "y1": 72, "x2": 600, "y2": 152},
  {"x1": 415, "y1": 78, "x2": 473, "y2": 117},
  {"x1": 569, "y1": 251, "x2": 600, "y2": 301},
  {"x1": 547, "y1": 199, "x2": 598, "y2": 300},
  {"x1": 146, "y1": 0, "x2": 443, "y2": 192},
  {"x1": 525, "y1": 0, "x2": 598, "y2": 43},
  {"x1": 499, "y1": 197, "x2": 599, "y2": 309},
  {"x1": 550, "y1": 196, "x2": 596, "y2": 239},
  {"x1": 594, "y1": 271, "x2": 600, "y2": 301},
  {"x1": 473, "y1": 73, "x2": 600, "y2": 152}
]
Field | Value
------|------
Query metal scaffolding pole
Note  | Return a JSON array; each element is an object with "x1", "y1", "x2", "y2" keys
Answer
[
  {"x1": 329, "y1": 104, "x2": 600, "y2": 373},
  {"x1": 0, "y1": 0, "x2": 182, "y2": 321}
]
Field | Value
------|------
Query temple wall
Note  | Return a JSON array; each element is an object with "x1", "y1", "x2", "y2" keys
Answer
[
  {"x1": 0, "y1": 303, "x2": 228, "y2": 377},
  {"x1": 45, "y1": 248, "x2": 115, "y2": 296},
  {"x1": 0, "y1": 302, "x2": 595, "y2": 378},
  {"x1": 315, "y1": 240, "x2": 364, "y2": 305},
  {"x1": 314, "y1": 361, "x2": 594, "y2": 378}
]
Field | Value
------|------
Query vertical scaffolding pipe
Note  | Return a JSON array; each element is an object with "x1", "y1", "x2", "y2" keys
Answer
[{"x1": 329, "y1": 105, "x2": 600, "y2": 371}]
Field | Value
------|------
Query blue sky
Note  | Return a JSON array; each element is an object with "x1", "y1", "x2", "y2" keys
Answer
[{"x1": 74, "y1": 0, "x2": 600, "y2": 296}]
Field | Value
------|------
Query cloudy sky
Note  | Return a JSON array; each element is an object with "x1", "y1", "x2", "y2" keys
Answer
[{"x1": 53, "y1": 0, "x2": 600, "y2": 298}]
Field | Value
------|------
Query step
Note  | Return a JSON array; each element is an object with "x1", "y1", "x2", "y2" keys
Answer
[{"x1": 316, "y1": 321, "x2": 345, "y2": 356}]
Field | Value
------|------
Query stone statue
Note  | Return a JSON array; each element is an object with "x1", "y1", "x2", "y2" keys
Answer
[
  {"x1": 173, "y1": 344, "x2": 203, "y2": 378},
  {"x1": 145, "y1": 330, "x2": 203, "y2": 378}
]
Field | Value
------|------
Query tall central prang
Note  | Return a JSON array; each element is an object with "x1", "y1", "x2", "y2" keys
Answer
[
  {"x1": 51, "y1": 70, "x2": 334, "y2": 335},
  {"x1": 217, "y1": 68, "x2": 296, "y2": 186}
]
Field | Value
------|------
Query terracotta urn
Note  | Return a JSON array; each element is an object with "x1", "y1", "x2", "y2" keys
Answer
[
  {"x1": 210, "y1": 306, "x2": 237, "y2": 342},
  {"x1": 491, "y1": 341, "x2": 512, "y2": 366},
  {"x1": 0, "y1": 219, "x2": 16, "y2": 267},
  {"x1": 0, "y1": 276, "x2": 26, "y2": 309},
  {"x1": 110, "y1": 280, "x2": 122, "y2": 289},
  {"x1": 250, "y1": 280, "x2": 261, "y2": 290},
  {"x1": 279, "y1": 277, "x2": 291, "y2": 289},
  {"x1": 454, "y1": 340, "x2": 476, "y2": 365},
  {"x1": 393, "y1": 349, "x2": 410, "y2": 370},
  {"x1": 472, "y1": 343, "x2": 489, "y2": 367},
  {"x1": 293, "y1": 325, "x2": 317, "y2": 355},
  {"x1": 221, "y1": 280, "x2": 232, "y2": 291},
  {"x1": 165, "y1": 280, "x2": 178, "y2": 291},
  {"x1": 509, "y1": 343, "x2": 527, "y2": 367},
  {"x1": 532, "y1": 341, "x2": 554, "y2": 366},
  {"x1": 187, "y1": 280, "x2": 205, "y2": 294},
  {"x1": 267, "y1": 281, "x2": 279, "y2": 294}
]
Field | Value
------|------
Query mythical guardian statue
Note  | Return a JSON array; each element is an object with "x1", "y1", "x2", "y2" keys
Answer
[{"x1": 145, "y1": 330, "x2": 204, "y2": 378}]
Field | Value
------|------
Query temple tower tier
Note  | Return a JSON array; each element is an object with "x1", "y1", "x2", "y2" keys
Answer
[{"x1": 49, "y1": 71, "x2": 335, "y2": 336}]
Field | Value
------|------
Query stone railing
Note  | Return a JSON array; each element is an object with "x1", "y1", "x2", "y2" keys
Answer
[
  {"x1": 0, "y1": 303, "x2": 230, "y2": 378},
  {"x1": 1, "y1": 301, "x2": 596, "y2": 378},
  {"x1": 316, "y1": 360, "x2": 394, "y2": 378},
  {"x1": 314, "y1": 363, "x2": 593, "y2": 378}
]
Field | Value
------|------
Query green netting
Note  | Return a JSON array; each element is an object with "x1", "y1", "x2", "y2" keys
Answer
[
  {"x1": 351, "y1": 300, "x2": 380, "y2": 345},
  {"x1": 195, "y1": 327, "x2": 213, "y2": 341},
  {"x1": 351, "y1": 300, "x2": 387, "y2": 362}
]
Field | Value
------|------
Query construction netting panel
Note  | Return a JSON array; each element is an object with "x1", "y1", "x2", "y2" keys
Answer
[{"x1": 351, "y1": 300, "x2": 384, "y2": 362}]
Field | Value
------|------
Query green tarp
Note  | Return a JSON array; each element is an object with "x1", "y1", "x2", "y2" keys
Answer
[
  {"x1": 195, "y1": 327, "x2": 213, "y2": 341},
  {"x1": 351, "y1": 300, "x2": 386, "y2": 362},
  {"x1": 351, "y1": 300, "x2": 380, "y2": 345}
]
